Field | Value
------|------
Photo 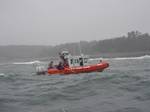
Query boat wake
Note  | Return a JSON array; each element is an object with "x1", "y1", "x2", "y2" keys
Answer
[
  {"x1": 109, "y1": 55, "x2": 150, "y2": 60},
  {"x1": 12, "y1": 60, "x2": 42, "y2": 65}
]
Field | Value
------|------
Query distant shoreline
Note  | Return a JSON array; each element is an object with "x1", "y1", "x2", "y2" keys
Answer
[
  {"x1": 0, "y1": 51, "x2": 149, "y2": 60},
  {"x1": 0, "y1": 31, "x2": 150, "y2": 60}
]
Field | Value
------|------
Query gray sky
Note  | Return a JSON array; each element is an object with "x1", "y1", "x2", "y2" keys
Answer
[{"x1": 0, "y1": 0, "x2": 150, "y2": 45}]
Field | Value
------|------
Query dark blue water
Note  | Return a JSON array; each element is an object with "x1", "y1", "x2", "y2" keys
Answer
[{"x1": 0, "y1": 56, "x2": 150, "y2": 112}]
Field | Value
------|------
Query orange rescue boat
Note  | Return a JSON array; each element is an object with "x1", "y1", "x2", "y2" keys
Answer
[
  {"x1": 47, "y1": 61, "x2": 109, "y2": 75},
  {"x1": 36, "y1": 51, "x2": 109, "y2": 75}
]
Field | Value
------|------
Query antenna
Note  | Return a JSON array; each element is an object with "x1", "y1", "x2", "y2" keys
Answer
[{"x1": 78, "y1": 41, "x2": 82, "y2": 55}]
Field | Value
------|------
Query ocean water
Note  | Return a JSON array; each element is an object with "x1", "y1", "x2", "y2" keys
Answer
[{"x1": 0, "y1": 56, "x2": 150, "y2": 112}]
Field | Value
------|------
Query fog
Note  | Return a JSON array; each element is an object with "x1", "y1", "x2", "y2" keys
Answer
[{"x1": 0, "y1": 0, "x2": 150, "y2": 45}]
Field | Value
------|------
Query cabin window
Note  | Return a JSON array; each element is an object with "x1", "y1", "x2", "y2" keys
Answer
[
  {"x1": 70, "y1": 59, "x2": 73, "y2": 64},
  {"x1": 79, "y1": 58, "x2": 84, "y2": 66},
  {"x1": 76, "y1": 59, "x2": 79, "y2": 63},
  {"x1": 74, "y1": 59, "x2": 79, "y2": 63},
  {"x1": 84, "y1": 58, "x2": 88, "y2": 63},
  {"x1": 74, "y1": 59, "x2": 76, "y2": 63}
]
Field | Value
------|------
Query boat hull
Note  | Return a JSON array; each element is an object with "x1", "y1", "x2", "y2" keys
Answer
[{"x1": 47, "y1": 62, "x2": 109, "y2": 75}]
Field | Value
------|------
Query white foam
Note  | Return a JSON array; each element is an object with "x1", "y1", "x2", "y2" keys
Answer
[
  {"x1": 111, "y1": 55, "x2": 150, "y2": 60},
  {"x1": 89, "y1": 58, "x2": 103, "y2": 61},
  {"x1": 13, "y1": 60, "x2": 41, "y2": 65},
  {"x1": 0, "y1": 73, "x2": 5, "y2": 76},
  {"x1": 89, "y1": 55, "x2": 150, "y2": 61}
]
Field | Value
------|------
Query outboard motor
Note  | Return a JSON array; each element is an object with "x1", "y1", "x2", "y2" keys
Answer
[
  {"x1": 33, "y1": 62, "x2": 46, "y2": 75},
  {"x1": 35, "y1": 66, "x2": 46, "y2": 75}
]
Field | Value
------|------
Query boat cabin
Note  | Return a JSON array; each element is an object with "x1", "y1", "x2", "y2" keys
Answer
[{"x1": 60, "y1": 51, "x2": 89, "y2": 67}]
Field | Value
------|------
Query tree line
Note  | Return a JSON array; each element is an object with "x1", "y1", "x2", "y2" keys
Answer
[{"x1": 0, "y1": 31, "x2": 150, "y2": 59}]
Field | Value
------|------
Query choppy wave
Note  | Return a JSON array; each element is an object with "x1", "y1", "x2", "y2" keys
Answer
[{"x1": 0, "y1": 58, "x2": 150, "y2": 112}]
